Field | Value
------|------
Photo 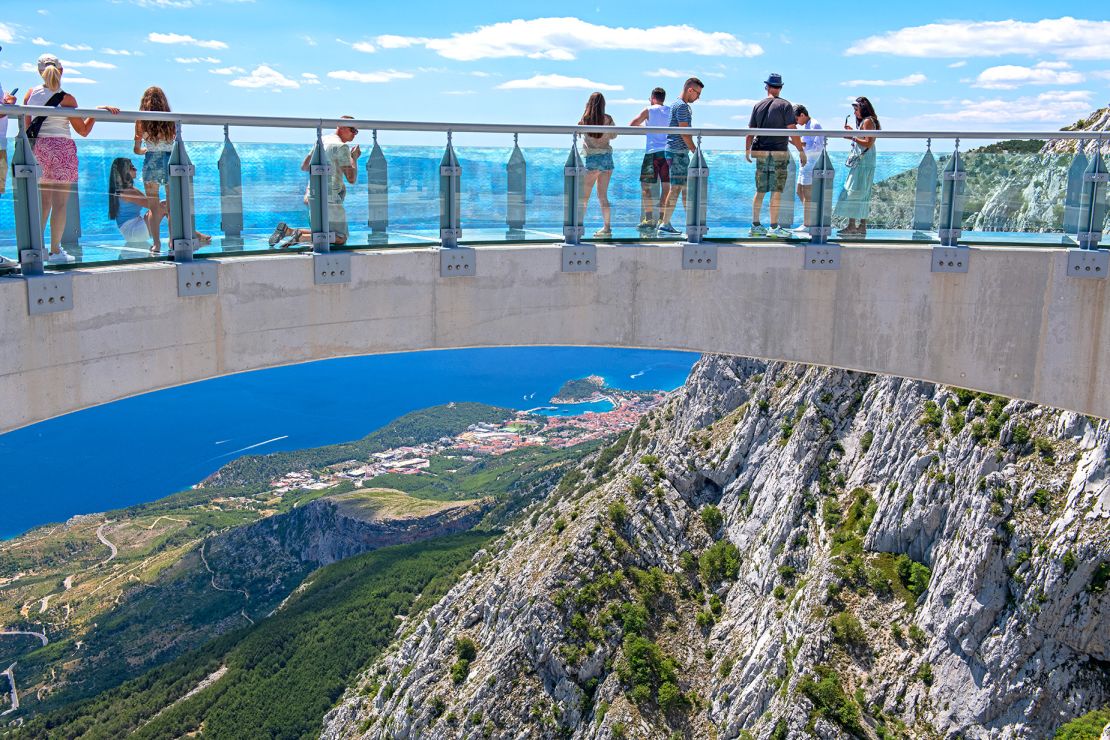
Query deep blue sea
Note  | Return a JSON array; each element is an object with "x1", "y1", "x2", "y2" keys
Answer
[{"x1": 0, "y1": 347, "x2": 697, "y2": 538}]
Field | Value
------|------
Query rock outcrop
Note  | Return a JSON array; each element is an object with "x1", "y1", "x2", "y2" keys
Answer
[{"x1": 322, "y1": 356, "x2": 1109, "y2": 739}]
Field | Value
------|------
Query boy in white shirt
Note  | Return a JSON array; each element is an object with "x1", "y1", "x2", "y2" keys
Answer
[
  {"x1": 629, "y1": 87, "x2": 671, "y2": 230},
  {"x1": 793, "y1": 104, "x2": 824, "y2": 232}
]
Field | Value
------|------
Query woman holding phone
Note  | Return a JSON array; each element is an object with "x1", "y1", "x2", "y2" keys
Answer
[{"x1": 834, "y1": 96, "x2": 880, "y2": 237}]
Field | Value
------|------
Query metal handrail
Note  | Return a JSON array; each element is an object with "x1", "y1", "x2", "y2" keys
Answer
[{"x1": 0, "y1": 104, "x2": 1101, "y2": 141}]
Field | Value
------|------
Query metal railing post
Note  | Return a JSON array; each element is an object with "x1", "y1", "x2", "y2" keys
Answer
[
  {"x1": 1063, "y1": 144, "x2": 1089, "y2": 240},
  {"x1": 307, "y1": 124, "x2": 332, "y2": 253},
  {"x1": 366, "y1": 129, "x2": 388, "y2": 239},
  {"x1": 218, "y1": 123, "x2": 244, "y2": 245},
  {"x1": 681, "y1": 136, "x2": 715, "y2": 270},
  {"x1": 1077, "y1": 138, "x2": 1107, "y2": 250},
  {"x1": 60, "y1": 186, "x2": 82, "y2": 255},
  {"x1": 12, "y1": 118, "x2": 45, "y2": 276},
  {"x1": 560, "y1": 133, "x2": 593, "y2": 272},
  {"x1": 506, "y1": 133, "x2": 526, "y2": 237},
  {"x1": 438, "y1": 131, "x2": 473, "y2": 276},
  {"x1": 933, "y1": 138, "x2": 970, "y2": 273},
  {"x1": 912, "y1": 138, "x2": 938, "y2": 237},
  {"x1": 167, "y1": 121, "x2": 198, "y2": 262},
  {"x1": 809, "y1": 143, "x2": 834, "y2": 245},
  {"x1": 168, "y1": 121, "x2": 218, "y2": 296}
]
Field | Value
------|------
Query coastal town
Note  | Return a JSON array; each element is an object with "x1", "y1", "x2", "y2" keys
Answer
[{"x1": 268, "y1": 382, "x2": 664, "y2": 494}]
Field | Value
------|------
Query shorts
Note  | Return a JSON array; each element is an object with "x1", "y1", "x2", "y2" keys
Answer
[
  {"x1": 798, "y1": 161, "x2": 816, "y2": 187},
  {"x1": 639, "y1": 151, "x2": 670, "y2": 184},
  {"x1": 143, "y1": 150, "x2": 170, "y2": 185},
  {"x1": 328, "y1": 201, "x2": 348, "y2": 240},
  {"x1": 117, "y1": 214, "x2": 149, "y2": 243},
  {"x1": 33, "y1": 136, "x2": 78, "y2": 184},
  {"x1": 753, "y1": 150, "x2": 790, "y2": 193},
  {"x1": 666, "y1": 150, "x2": 690, "y2": 186},
  {"x1": 584, "y1": 151, "x2": 614, "y2": 172}
]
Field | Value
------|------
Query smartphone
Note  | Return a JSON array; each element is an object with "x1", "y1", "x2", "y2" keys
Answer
[{"x1": 5, "y1": 87, "x2": 17, "y2": 98}]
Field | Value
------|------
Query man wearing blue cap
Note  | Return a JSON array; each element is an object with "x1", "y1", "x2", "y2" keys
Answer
[{"x1": 746, "y1": 73, "x2": 806, "y2": 238}]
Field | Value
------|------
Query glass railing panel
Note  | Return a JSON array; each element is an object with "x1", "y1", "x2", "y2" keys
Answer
[{"x1": 959, "y1": 139, "x2": 1072, "y2": 245}]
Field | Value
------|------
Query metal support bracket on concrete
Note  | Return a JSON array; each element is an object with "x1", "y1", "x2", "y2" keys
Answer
[
  {"x1": 313, "y1": 252, "x2": 351, "y2": 285},
  {"x1": 804, "y1": 244, "x2": 840, "y2": 270},
  {"x1": 1066, "y1": 248, "x2": 1108, "y2": 279},
  {"x1": 562, "y1": 245, "x2": 596, "y2": 273},
  {"x1": 932, "y1": 246, "x2": 970, "y2": 274},
  {"x1": 440, "y1": 247, "x2": 476, "y2": 277},
  {"x1": 26, "y1": 273, "x2": 74, "y2": 315},
  {"x1": 177, "y1": 261, "x2": 218, "y2": 297},
  {"x1": 682, "y1": 244, "x2": 717, "y2": 270},
  {"x1": 311, "y1": 232, "x2": 336, "y2": 250}
]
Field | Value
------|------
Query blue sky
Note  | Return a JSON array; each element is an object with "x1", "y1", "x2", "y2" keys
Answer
[{"x1": 1, "y1": 1, "x2": 1108, "y2": 145}]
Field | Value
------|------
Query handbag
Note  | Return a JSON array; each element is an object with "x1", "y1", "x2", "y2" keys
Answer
[
  {"x1": 845, "y1": 143, "x2": 862, "y2": 168},
  {"x1": 26, "y1": 91, "x2": 67, "y2": 140}
]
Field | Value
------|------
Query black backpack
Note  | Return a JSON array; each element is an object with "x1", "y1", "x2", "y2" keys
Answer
[{"x1": 26, "y1": 90, "x2": 67, "y2": 140}]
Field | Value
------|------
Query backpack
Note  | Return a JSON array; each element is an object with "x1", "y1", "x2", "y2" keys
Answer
[{"x1": 26, "y1": 91, "x2": 67, "y2": 140}]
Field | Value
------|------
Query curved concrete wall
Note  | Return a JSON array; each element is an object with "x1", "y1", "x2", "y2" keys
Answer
[{"x1": 1, "y1": 243, "x2": 1107, "y2": 433}]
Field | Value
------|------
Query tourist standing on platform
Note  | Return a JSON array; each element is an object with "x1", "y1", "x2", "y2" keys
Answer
[
  {"x1": 793, "y1": 104, "x2": 824, "y2": 233},
  {"x1": 269, "y1": 117, "x2": 360, "y2": 248},
  {"x1": 108, "y1": 157, "x2": 166, "y2": 245},
  {"x1": 835, "y1": 96, "x2": 880, "y2": 237},
  {"x1": 579, "y1": 92, "x2": 617, "y2": 238},
  {"x1": 134, "y1": 86, "x2": 209, "y2": 253},
  {"x1": 0, "y1": 79, "x2": 15, "y2": 197},
  {"x1": 23, "y1": 53, "x2": 118, "y2": 263},
  {"x1": 658, "y1": 77, "x2": 703, "y2": 235},
  {"x1": 745, "y1": 73, "x2": 806, "y2": 238},
  {"x1": 629, "y1": 87, "x2": 671, "y2": 232}
]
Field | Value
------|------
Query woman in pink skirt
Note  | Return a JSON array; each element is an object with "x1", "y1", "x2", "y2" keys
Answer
[{"x1": 23, "y1": 53, "x2": 118, "y2": 263}]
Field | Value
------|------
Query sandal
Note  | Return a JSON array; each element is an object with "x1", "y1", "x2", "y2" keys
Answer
[
  {"x1": 593, "y1": 227, "x2": 612, "y2": 238},
  {"x1": 268, "y1": 222, "x2": 289, "y2": 247},
  {"x1": 277, "y1": 235, "x2": 299, "y2": 249}
]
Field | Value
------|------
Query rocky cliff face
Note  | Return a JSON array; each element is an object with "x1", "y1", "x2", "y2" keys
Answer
[{"x1": 321, "y1": 356, "x2": 1109, "y2": 740}]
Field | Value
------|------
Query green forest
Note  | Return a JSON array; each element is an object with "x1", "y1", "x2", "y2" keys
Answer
[{"x1": 16, "y1": 532, "x2": 494, "y2": 739}]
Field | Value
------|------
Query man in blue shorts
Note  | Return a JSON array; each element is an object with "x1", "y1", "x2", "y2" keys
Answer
[
  {"x1": 657, "y1": 77, "x2": 703, "y2": 235},
  {"x1": 629, "y1": 87, "x2": 671, "y2": 232}
]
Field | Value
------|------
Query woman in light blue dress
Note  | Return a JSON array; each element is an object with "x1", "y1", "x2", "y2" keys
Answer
[{"x1": 835, "y1": 96, "x2": 880, "y2": 237}]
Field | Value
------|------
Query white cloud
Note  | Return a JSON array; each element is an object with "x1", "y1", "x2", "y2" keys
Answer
[
  {"x1": 849, "y1": 17, "x2": 1110, "y2": 60},
  {"x1": 608, "y1": 98, "x2": 647, "y2": 105},
  {"x1": 229, "y1": 65, "x2": 299, "y2": 89},
  {"x1": 972, "y1": 61, "x2": 1084, "y2": 89},
  {"x1": 32, "y1": 36, "x2": 52, "y2": 46},
  {"x1": 301, "y1": 72, "x2": 320, "y2": 85},
  {"x1": 62, "y1": 43, "x2": 92, "y2": 51},
  {"x1": 841, "y1": 73, "x2": 927, "y2": 87},
  {"x1": 948, "y1": 61, "x2": 967, "y2": 69},
  {"x1": 919, "y1": 89, "x2": 1092, "y2": 123},
  {"x1": 380, "y1": 17, "x2": 762, "y2": 61},
  {"x1": 302, "y1": 35, "x2": 317, "y2": 47},
  {"x1": 1093, "y1": 70, "x2": 1110, "y2": 80},
  {"x1": 103, "y1": 48, "x2": 143, "y2": 56},
  {"x1": 174, "y1": 56, "x2": 221, "y2": 64},
  {"x1": 37, "y1": 9, "x2": 48, "y2": 15},
  {"x1": 210, "y1": 66, "x2": 245, "y2": 75},
  {"x1": 470, "y1": 71, "x2": 492, "y2": 78},
  {"x1": 0, "y1": 24, "x2": 14, "y2": 44},
  {"x1": 302, "y1": 72, "x2": 319, "y2": 79},
  {"x1": 702, "y1": 98, "x2": 761, "y2": 107},
  {"x1": 444, "y1": 90, "x2": 475, "y2": 96},
  {"x1": 148, "y1": 32, "x2": 228, "y2": 50},
  {"x1": 497, "y1": 74, "x2": 622, "y2": 91},
  {"x1": 62, "y1": 77, "x2": 98, "y2": 85},
  {"x1": 352, "y1": 41, "x2": 376, "y2": 53},
  {"x1": 326, "y1": 69, "x2": 413, "y2": 83},
  {"x1": 131, "y1": 0, "x2": 197, "y2": 7},
  {"x1": 644, "y1": 68, "x2": 686, "y2": 79},
  {"x1": 61, "y1": 59, "x2": 118, "y2": 69}
]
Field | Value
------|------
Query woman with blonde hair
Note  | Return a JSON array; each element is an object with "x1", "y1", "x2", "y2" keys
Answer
[
  {"x1": 23, "y1": 53, "x2": 118, "y2": 262},
  {"x1": 578, "y1": 92, "x2": 617, "y2": 238}
]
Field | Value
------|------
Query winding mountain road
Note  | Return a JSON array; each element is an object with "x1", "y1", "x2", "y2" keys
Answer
[
  {"x1": 95, "y1": 521, "x2": 118, "y2": 566},
  {"x1": 1, "y1": 663, "x2": 17, "y2": 717},
  {"x1": 199, "y1": 541, "x2": 254, "y2": 626},
  {"x1": 0, "y1": 630, "x2": 48, "y2": 647}
]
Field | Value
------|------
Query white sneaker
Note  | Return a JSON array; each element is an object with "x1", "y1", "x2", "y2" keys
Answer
[
  {"x1": 47, "y1": 249, "x2": 76, "y2": 264},
  {"x1": 768, "y1": 227, "x2": 792, "y2": 239}
]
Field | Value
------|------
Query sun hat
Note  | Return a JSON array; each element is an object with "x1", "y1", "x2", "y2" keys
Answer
[
  {"x1": 764, "y1": 73, "x2": 784, "y2": 88},
  {"x1": 37, "y1": 53, "x2": 60, "y2": 73}
]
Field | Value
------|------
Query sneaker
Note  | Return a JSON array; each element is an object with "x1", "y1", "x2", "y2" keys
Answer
[
  {"x1": 657, "y1": 222, "x2": 680, "y2": 235},
  {"x1": 47, "y1": 249, "x2": 75, "y2": 264},
  {"x1": 749, "y1": 224, "x2": 768, "y2": 237},
  {"x1": 637, "y1": 219, "x2": 655, "y2": 231},
  {"x1": 768, "y1": 227, "x2": 792, "y2": 239}
]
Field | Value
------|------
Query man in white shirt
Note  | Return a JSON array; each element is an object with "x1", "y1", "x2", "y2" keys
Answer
[
  {"x1": 629, "y1": 87, "x2": 671, "y2": 231},
  {"x1": 0, "y1": 79, "x2": 16, "y2": 196},
  {"x1": 793, "y1": 104, "x2": 824, "y2": 232}
]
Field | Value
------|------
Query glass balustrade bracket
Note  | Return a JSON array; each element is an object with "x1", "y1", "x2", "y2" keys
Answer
[
  {"x1": 804, "y1": 244, "x2": 840, "y2": 271},
  {"x1": 60, "y1": 187, "x2": 82, "y2": 252},
  {"x1": 440, "y1": 247, "x2": 476, "y2": 277},
  {"x1": 366, "y1": 131, "x2": 389, "y2": 240},
  {"x1": 218, "y1": 125, "x2": 244, "y2": 246},
  {"x1": 1067, "y1": 147, "x2": 1108, "y2": 278},
  {"x1": 25, "y1": 273, "x2": 74, "y2": 315},
  {"x1": 177, "y1": 261, "x2": 219, "y2": 297},
  {"x1": 1066, "y1": 248, "x2": 1107, "y2": 279},
  {"x1": 562, "y1": 245, "x2": 596, "y2": 273},
  {"x1": 931, "y1": 247, "x2": 970, "y2": 274},
  {"x1": 439, "y1": 135, "x2": 462, "y2": 249},
  {"x1": 313, "y1": 253, "x2": 352, "y2": 285},
  {"x1": 912, "y1": 145, "x2": 939, "y2": 238},
  {"x1": 682, "y1": 245, "x2": 716, "y2": 271},
  {"x1": 809, "y1": 149, "x2": 835, "y2": 245},
  {"x1": 506, "y1": 134, "x2": 527, "y2": 239}
]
